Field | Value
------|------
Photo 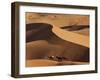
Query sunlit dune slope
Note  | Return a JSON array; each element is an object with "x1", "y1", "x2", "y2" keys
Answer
[{"x1": 26, "y1": 23, "x2": 89, "y2": 62}]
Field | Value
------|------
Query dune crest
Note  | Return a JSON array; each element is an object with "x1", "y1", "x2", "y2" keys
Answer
[
  {"x1": 26, "y1": 23, "x2": 89, "y2": 63},
  {"x1": 52, "y1": 26, "x2": 89, "y2": 47}
]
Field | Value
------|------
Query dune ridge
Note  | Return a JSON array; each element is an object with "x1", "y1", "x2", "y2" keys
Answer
[{"x1": 26, "y1": 23, "x2": 89, "y2": 63}]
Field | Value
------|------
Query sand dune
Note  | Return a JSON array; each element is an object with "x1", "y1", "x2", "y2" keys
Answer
[
  {"x1": 26, "y1": 13, "x2": 89, "y2": 27},
  {"x1": 26, "y1": 59, "x2": 89, "y2": 67},
  {"x1": 26, "y1": 23, "x2": 53, "y2": 42},
  {"x1": 25, "y1": 12, "x2": 90, "y2": 67},
  {"x1": 26, "y1": 23, "x2": 89, "y2": 63},
  {"x1": 52, "y1": 26, "x2": 89, "y2": 47}
]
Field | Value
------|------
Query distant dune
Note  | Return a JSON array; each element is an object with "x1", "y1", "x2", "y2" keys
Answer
[
  {"x1": 61, "y1": 25, "x2": 89, "y2": 36},
  {"x1": 26, "y1": 23, "x2": 89, "y2": 63}
]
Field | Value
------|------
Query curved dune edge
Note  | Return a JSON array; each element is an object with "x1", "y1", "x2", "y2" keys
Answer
[
  {"x1": 26, "y1": 23, "x2": 89, "y2": 47},
  {"x1": 52, "y1": 26, "x2": 89, "y2": 48},
  {"x1": 26, "y1": 59, "x2": 89, "y2": 67},
  {"x1": 26, "y1": 23, "x2": 89, "y2": 62}
]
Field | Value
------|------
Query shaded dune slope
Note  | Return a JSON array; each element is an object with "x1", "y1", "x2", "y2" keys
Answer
[{"x1": 26, "y1": 23, "x2": 89, "y2": 62}]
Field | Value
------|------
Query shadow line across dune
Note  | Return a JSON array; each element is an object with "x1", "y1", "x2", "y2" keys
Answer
[{"x1": 26, "y1": 23, "x2": 89, "y2": 66}]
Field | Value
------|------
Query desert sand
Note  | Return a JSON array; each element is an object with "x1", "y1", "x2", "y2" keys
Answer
[
  {"x1": 26, "y1": 12, "x2": 89, "y2": 36},
  {"x1": 26, "y1": 59, "x2": 89, "y2": 67},
  {"x1": 26, "y1": 23, "x2": 89, "y2": 67},
  {"x1": 25, "y1": 13, "x2": 89, "y2": 67}
]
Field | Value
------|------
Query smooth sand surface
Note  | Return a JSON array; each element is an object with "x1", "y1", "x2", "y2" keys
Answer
[
  {"x1": 26, "y1": 40, "x2": 89, "y2": 62},
  {"x1": 26, "y1": 13, "x2": 89, "y2": 47},
  {"x1": 25, "y1": 13, "x2": 90, "y2": 67},
  {"x1": 26, "y1": 59, "x2": 89, "y2": 67},
  {"x1": 26, "y1": 23, "x2": 89, "y2": 63},
  {"x1": 26, "y1": 12, "x2": 89, "y2": 36},
  {"x1": 52, "y1": 26, "x2": 89, "y2": 47}
]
